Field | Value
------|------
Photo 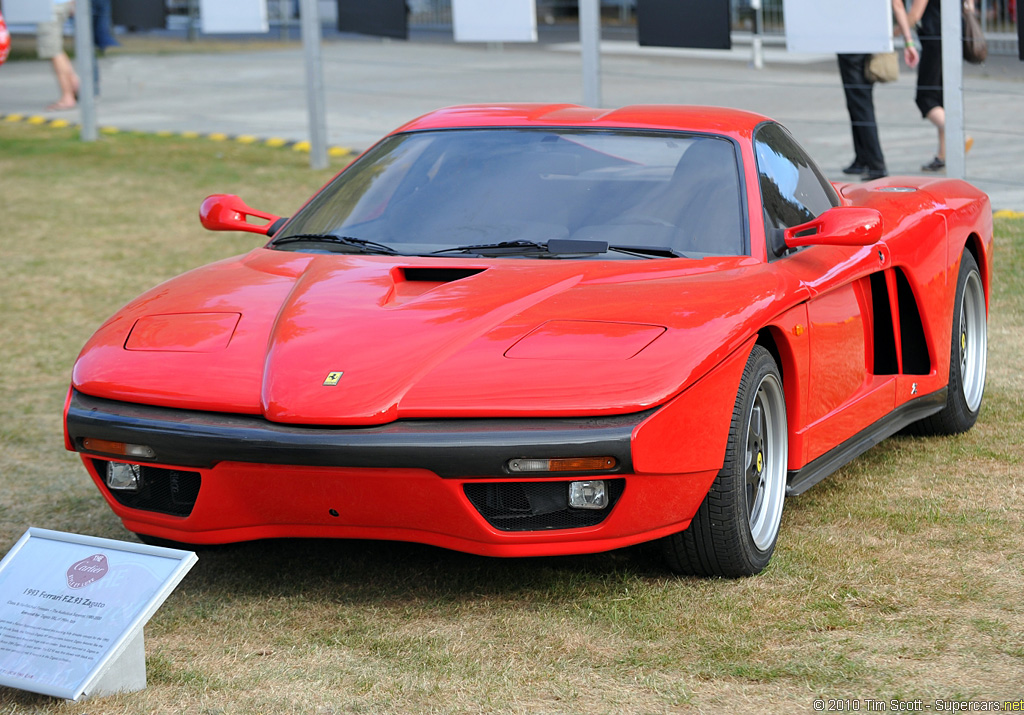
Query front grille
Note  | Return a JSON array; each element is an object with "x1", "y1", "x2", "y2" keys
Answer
[
  {"x1": 464, "y1": 479, "x2": 625, "y2": 531},
  {"x1": 93, "y1": 459, "x2": 201, "y2": 516}
]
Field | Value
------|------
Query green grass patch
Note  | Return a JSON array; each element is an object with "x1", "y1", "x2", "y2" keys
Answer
[{"x1": 0, "y1": 122, "x2": 1022, "y2": 712}]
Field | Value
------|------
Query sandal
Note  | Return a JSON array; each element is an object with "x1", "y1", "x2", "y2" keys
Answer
[{"x1": 921, "y1": 156, "x2": 945, "y2": 172}]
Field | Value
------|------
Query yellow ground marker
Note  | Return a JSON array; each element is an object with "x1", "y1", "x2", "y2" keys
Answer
[{"x1": 4, "y1": 116, "x2": 352, "y2": 162}]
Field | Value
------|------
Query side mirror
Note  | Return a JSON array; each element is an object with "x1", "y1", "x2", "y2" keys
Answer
[
  {"x1": 199, "y1": 194, "x2": 286, "y2": 237},
  {"x1": 783, "y1": 206, "x2": 883, "y2": 249}
]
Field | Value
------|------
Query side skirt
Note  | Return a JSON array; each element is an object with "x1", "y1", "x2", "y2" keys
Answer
[{"x1": 786, "y1": 389, "x2": 948, "y2": 496}]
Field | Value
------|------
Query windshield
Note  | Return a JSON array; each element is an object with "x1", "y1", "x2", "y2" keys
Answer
[{"x1": 274, "y1": 128, "x2": 747, "y2": 259}]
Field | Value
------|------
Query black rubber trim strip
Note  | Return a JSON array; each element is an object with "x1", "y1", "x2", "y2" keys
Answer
[
  {"x1": 785, "y1": 388, "x2": 947, "y2": 496},
  {"x1": 66, "y1": 390, "x2": 647, "y2": 478}
]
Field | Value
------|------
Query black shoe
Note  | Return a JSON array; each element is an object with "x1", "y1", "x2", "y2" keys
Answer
[
  {"x1": 921, "y1": 156, "x2": 945, "y2": 172},
  {"x1": 862, "y1": 169, "x2": 888, "y2": 181},
  {"x1": 842, "y1": 161, "x2": 867, "y2": 175}
]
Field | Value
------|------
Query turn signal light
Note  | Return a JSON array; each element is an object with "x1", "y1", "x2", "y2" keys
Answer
[
  {"x1": 507, "y1": 457, "x2": 617, "y2": 473},
  {"x1": 81, "y1": 438, "x2": 156, "y2": 460}
]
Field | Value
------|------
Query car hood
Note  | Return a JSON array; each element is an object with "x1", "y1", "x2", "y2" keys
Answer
[{"x1": 72, "y1": 249, "x2": 790, "y2": 425}]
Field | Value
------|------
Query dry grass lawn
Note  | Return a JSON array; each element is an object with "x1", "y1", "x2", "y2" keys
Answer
[{"x1": 0, "y1": 121, "x2": 1021, "y2": 713}]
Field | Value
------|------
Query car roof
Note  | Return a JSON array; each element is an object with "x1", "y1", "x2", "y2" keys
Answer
[{"x1": 391, "y1": 104, "x2": 770, "y2": 138}]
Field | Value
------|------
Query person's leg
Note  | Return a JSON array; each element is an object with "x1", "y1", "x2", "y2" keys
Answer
[
  {"x1": 916, "y1": 32, "x2": 946, "y2": 171},
  {"x1": 924, "y1": 104, "x2": 972, "y2": 170},
  {"x1": 839, "y1": 54, "x2": 885, "y2": 176},
  {"x1": 38, "y1": 2, "x2": 78, "y2": 110},
  {"x1": 856, "y1": 82, "x2": 885, "y2": 176},
  {"x1": 838, "y1": 55, "x2": 864, "y2": 172},
  {"x1": 49, "y1": 51, "x2": 79, "y2": 109},
  {"x1": 926, "y1": 105, "x2": 946, "y2": 162}
]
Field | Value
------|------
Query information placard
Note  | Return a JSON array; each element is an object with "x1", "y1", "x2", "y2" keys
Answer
[
  {"x1": 0, "y1": 528, "x2": 197, "y2": 700},
  {"x1": 2, "y1": 0, "x2": 55, "y2": 25},
  {"x1": 783, "y1": 0, "x2": 893, "y2": 54},
  {"x1": 637, "y1": 0, "x2": 731, "y2": 50},
  {"x1": 200, "y1": 0, "x2": 268, "y2": 34},
  {"x1": 452, "y1": 0, "x2": 537, "y2": 43}
]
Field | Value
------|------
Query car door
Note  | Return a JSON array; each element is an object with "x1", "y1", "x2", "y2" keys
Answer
[{"x1": 753, "y1": 122, "x2": 897, "y2": 466}]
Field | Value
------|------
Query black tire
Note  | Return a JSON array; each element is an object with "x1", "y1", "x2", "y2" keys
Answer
[
  {"x1": 661, "y1": 345, "x2": 788, "y2": 577},
  {"x1": 909, "y1": 250, "x2": 987, "y2": 435}
]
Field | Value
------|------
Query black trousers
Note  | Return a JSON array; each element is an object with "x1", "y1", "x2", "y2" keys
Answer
[{"x1": 838, "y1": 54, "x2": 885, "y2": 172}]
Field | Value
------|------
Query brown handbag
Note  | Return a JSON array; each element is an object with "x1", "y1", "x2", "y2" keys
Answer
[
  {"x1": 962, "y1": 5, "x2": 988, "y2": 64},
  {"x1": 865, "y1": 52, "x2": 899, "y2": 83}
]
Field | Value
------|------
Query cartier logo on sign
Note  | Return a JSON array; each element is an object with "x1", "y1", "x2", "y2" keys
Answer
[{"x1": 66, "y1": 554, "x2": 108, "y2": 589}]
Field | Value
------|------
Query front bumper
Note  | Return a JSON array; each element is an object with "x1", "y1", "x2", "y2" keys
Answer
[
  {"x1": 66, "y1": 390, "x2": 719, "y2": 557},
  {"x1": 66, "y1": 390, "x2": 644, "y2": 478}
]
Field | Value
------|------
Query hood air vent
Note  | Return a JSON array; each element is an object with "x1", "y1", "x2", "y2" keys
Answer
[
  {"x1": 385, "y1": 267, "x2": 487, "y2": 306},
  {"x1": 401, "y1": 267, "x2": 485, "y2": 283}
]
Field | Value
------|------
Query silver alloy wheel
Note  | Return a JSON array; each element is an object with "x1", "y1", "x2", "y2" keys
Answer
[
  {"x1": 744, "y1": 372, "x2": 788, "y2": 551},
  {"x1": 959, "y1": 269, "x2": 987, "y2": 413}
]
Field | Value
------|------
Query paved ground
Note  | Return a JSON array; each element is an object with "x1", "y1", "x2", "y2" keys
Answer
[{"x1": 1, "y1": 26, "x2": 1022, "y2": 210}]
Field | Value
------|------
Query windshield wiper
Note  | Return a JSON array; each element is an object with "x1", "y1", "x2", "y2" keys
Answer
[
  {"x1": 607, "y1": 245, "x2": 692, "y2": 259},
  {"x1": 430, "y1": 240, "x2": 548, "y2": 256},
  {"x1": 430, "y1": 238, "x2": 609, "y2": 257},
  {"x1": 272, "y1": 233, "x2": 402, "y2": 255}
]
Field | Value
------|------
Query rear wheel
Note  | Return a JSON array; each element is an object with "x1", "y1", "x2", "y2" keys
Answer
[
  {"x1": 661, "y1": 345, "x2": 788, "y2": 577},
  {"x1": 910, "y1": 250, "x2": 987, "y2": 435}
]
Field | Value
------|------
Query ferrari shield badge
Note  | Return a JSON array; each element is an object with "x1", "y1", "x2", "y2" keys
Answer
[
  {"x1": 66, "y1": 554, "x2": 109, "y2": 589},
  {"x1": 323, "y1": 371, "x2": 344, "y2": 386}
]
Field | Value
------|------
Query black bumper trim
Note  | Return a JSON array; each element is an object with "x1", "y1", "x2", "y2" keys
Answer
[{"x1": 66, "y1": 390, "x2": 646, "y2": 478}]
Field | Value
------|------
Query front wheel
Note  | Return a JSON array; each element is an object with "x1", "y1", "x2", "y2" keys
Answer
[{"x1": 661, "y1": 345, "x2": 788, "y2": 577}]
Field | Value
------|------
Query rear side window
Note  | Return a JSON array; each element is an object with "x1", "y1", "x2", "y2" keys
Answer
[{"x1": 754, "y1": 122, "x2": 838, "y2": 237}]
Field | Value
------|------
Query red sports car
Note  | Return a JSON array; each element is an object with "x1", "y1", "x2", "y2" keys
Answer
[
  {"x1": 64, "y1": 104, "x2": 992, "y2": 577},
  {"x1": 0, "y1": 11, "x2": 10, "y2": 67}
]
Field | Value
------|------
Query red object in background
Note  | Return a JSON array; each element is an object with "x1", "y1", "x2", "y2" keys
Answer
[
  {"x1": 63, "y1": 104, "x2": 993, "y2": 577},
  {"x1": 0, "y1": 12, "x2": 11, "y2": 66}
]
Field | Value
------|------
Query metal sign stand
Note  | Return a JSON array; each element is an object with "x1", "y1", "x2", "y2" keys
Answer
[
  {"x1": 300, "y1": 0, "x2": 328, "y2": 170},
  {"x1": 941, "y1": 0, "x2": 966, "y2": 179},
  {"x1": 81, "y1": 630, "x2": 147, "y2": 698},
  {"x1": 580, "y1": 0, "x2": 601, "y2": 107},
  {"x1": 74, "y1": 0, "x2": 97, "y2": 141}
]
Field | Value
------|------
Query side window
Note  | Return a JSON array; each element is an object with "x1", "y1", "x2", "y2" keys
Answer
[{"x1": 754, "y1": 122, "x2": 839, "y2": 256}]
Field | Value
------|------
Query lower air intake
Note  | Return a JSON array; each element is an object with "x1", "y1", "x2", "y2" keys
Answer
[
  {"x1": 93, "y1": 459, "x2": 201, "y2": 517},
  {"x1": 464, "y1": 479, "x2": 625, "y2": 531}
]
